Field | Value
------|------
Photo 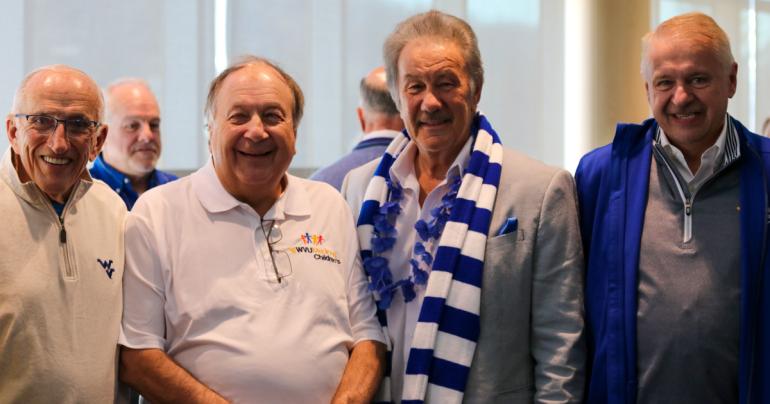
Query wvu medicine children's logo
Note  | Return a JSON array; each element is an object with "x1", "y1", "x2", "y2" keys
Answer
[{"x1": 292, "y1": 232, "x2": 340, "y2": 264}]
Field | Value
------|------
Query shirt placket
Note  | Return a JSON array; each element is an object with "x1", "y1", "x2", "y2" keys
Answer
[
  {"x1": 248, "y1": 213, "x2": 274, "y2": 282},
  {"x1": 402, "y1": 179, "x2": 451, "y2": 366}
]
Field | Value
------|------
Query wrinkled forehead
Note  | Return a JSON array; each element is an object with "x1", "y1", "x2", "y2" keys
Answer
[
  {"x1": 650, "y1": 28, "x2": 724, "y2": 58},
  {"x1": 396, "y1": 37, "x2": 472, "y2": 88},
  {"x1": 648, "y1": 35, "x2": 725, "y2": 71},
  {"x1": 17, "y1": 69, "x2": 103, "y2": 119},
  {"x1": 216, "y1": 64, "x2": 294, "y2": 112},
  {"x1": 401, "y1": 36, "x2": 465, "y2": 64}
]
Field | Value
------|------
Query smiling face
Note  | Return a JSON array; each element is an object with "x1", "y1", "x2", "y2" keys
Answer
[
  {"x1": 103, "y1": 82, "x2": 162, "y2": 179},
  {"x1": 6, "y1": 68, "x2": 106, "y2": 203},
  {"x1": 396, "y1": 37, "x2": 480, "y2": 163},
  {"x1": 207, "y1": 63, "x2": 296, "y2": 211},
  {"x1": 645, "y1": 35, "x2": 737, "y2": 155}
]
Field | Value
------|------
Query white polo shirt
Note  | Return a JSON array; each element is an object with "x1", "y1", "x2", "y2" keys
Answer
[{"x1": 120, "y1": 161, "x2": 384, "y2": 404}]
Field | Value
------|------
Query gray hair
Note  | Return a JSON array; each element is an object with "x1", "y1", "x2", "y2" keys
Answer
[
  {"x1": 360, "y1": 75, "x2": 399, "y2": 116},
  {"x1": 641, "y1": 12, "x2": 734, "y2": 80},
  {"x1": 103, "y1": 78, "x2": 156, "y2": 122},
  {"x1": 204, "y1": 55, "x2": 304, "y2": 130},
  {"x1": 383, "y1": 10, "x2": 484, "y2": 108}
]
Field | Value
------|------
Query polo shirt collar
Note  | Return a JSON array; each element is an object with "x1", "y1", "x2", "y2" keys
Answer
[
  {"x1": 261, "y1": 173, "x2": 312, "y2": 221},
  {"x1": 360, "y1": 129, "x2": 401, "y2": 143},
  {"x1": 193, "y1": 159, "x2": 311, "y2": 220},
  {"x1": 92, "y1": 154, "x2": 126, "y2": 191}
]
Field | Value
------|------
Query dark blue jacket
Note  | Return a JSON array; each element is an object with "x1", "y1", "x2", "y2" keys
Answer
[
  {"x1": 90, "y1": 154, "x2": 178, "y2": 210},
  {"x1": 310, "y1": 134, "x2": 396, "y2": 191},
  {"x1": 575, "y1": 117, "x2": 770, "y2": 403}
]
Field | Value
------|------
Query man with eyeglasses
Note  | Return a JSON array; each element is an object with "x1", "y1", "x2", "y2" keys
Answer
[
  {"x1": 0, "y1": 65, "x2": 127, "y2": 402},
  {"x1": 89, "y1": 79, "x2": 177, "y2": 210},
  {"x1": 119, "y1": 56, "x2": 386, "y2": 403}
]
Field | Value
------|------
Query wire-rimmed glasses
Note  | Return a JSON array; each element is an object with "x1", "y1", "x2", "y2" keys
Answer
[
  {"x1": 260, "y1": 219, "x2": 293, "y2": 283},
  {"x1": 14, "y1": 114, "x2": 100, "y2": 139}
]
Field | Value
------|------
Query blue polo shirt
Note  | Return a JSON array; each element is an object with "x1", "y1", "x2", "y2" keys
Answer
[{"x1": 90, "y1": 154, "x2": 178, "y2": 210}]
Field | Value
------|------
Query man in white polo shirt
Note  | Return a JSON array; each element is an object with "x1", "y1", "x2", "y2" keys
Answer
[{"x1": 118, "y1": 56, "x2": 386, "y2": 403}]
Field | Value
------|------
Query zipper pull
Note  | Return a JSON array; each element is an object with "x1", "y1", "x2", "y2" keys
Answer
[
  {"x1": 59, "y1": 216, "x2": 66, "y2": 243},
  {"x1": 685, "y1": 199, "x2": 692, "y2": 216}
]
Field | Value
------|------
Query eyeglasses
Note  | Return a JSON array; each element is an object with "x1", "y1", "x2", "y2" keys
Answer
[
  {"x1": 260, "y1": 220, "x2": 293, "y2": 283},
  {"x1": 14, "y1": 114, "x2": 100, "y2": 139}
]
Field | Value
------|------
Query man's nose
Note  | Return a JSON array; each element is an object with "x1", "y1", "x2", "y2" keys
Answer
[
  {"x1": 137, "y1": 122, "x2": 156, "y2": 142},
  {"x1": 672, "y1": 83, "x2": 693, "y2": 106},
  {"x1": 243, "y1": 114, "x2": 268, "y2": 141},
  {"x1": 48, "y1": 123, "x2": 70, "y2": 153},
  {"x1": 421, "y1": 89, "x2": 442, "y2": 112}
]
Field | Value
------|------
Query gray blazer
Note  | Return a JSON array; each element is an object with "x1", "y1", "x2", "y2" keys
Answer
[{"x1": 341, "y1": 147, "x2": 585, "y2": 403}]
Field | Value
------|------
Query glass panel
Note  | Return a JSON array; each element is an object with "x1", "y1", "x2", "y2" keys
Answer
[{"x1": 468, "y1": 0, "x2": 565, "y2": 166}]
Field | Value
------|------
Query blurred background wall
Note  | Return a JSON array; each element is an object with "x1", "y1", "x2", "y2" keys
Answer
[{"x1": 0, "y1": 0, "x2": 767, "y2": 175}]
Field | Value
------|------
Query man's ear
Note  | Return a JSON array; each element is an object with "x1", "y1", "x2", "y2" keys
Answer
[
  {"x1": 473, "y1": 81, "x2": 483, "y2": 105},
  {"x1": 728, "y1": 62, "x2": 738, "y2": 98},
  {"x1": 357, "y1": 107, "x2": 366, "y2": 132},
  {"x1": 89, "y1": 124, "x2": 108, "y2": 161},
  {"x1": 644, "y1": 81, "x2": 651, "y2": 104},
  {"x1": 7, "y1": 116, "x2": 21, "y2": 155},
  {"x1": 206, "y1": 122, "x2": 214, "y2": 156}
]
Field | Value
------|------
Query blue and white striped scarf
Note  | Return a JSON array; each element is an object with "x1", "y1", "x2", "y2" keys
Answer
[{"x1": 356, "y1": 113, "x2": 503, "y2": 403}]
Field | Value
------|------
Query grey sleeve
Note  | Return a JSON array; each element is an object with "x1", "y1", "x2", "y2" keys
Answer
[{"x1": 531, "y1": 169, "x2": 586, "y2": 404}]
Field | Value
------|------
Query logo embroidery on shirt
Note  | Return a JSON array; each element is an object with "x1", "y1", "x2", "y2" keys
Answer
[
  {"x1": 290, "y1": 233, "x2": 340, "y2": 264},
  {"x1": 300, "y1": 232, "x2": 325, "y2": 245},
  {"x1": 97, "y1": 259, "x2": 115, "y2": 279}
]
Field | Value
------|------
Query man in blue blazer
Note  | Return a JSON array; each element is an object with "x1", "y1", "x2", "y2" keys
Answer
[{"x1": 576, "y1": 12, "x2": 770, "y2": 403}]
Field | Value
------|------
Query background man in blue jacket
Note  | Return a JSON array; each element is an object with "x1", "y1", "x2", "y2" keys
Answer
[{"x1": 576, "y1": 12, "x2": 770, "y2": 403}]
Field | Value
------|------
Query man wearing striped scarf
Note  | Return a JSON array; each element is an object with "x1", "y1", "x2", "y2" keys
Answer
[{"x1": 342, "y1": 10, "x2": 585, "y2": 404}]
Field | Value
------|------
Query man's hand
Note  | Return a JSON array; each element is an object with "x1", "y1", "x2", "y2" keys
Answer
[
  {"x1": 119, "y1": 346, "x2": 229, "y2": 404},
  {"x1": 331, "y1": 340, "x2": 387, "y2": 404}
]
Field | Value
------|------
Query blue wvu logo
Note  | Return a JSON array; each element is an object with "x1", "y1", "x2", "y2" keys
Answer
[{"x1": 97, "y1": 259, "x2": 115, "y2": 279}]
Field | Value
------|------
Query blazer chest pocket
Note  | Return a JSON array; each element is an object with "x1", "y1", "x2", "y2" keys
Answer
[
  {"x1": 484, "y1": 229, "x2": 525, "y2": 270},
  {"x1": 487, "y1": 228, "x2": 524, "y2": 251}
]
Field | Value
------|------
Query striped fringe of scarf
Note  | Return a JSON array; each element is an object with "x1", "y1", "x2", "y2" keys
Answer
[{"x1": 356, "y1": 113, "x2": 503, "y2": 403}]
